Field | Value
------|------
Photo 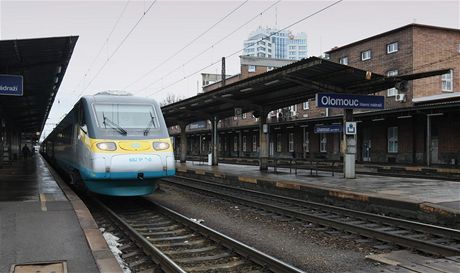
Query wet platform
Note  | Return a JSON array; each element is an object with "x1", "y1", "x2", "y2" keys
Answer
[
  {"x1": 176, "y1": 161, "x2": 460, "y2": 227},
  {"x1": 0, "y1": 155, "x2": 122, "y2": 273}
]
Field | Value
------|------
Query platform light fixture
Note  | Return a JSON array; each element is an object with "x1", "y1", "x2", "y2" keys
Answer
[
  {"x1": 240, "y1": 87, "x2": 253, "y2": 92},
  {"x1": 221, "y1": 93, "x2": 233, "y2": 98},
  {"x1": 191, "y1": 102, "x2": 199, "y2": 107},
  {"x1": 264, "y1": 80, "x2": 280, "y2": 86},
  {"x1": 427, "y1": 113, "x2": 443, "y2": 117},
  {"x1": 54, "y1": 76, "x2": 59, "y2": 84},
  {"x1": 397, "y1": 115, "x2": 412, "y2": 119},
  {"x1": 372, "y1": 118, "x2": 385, "y2": 122}
]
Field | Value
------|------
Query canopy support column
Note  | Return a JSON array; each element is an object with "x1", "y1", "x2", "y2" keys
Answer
[
  {"x1": 259, "y1": 112, "x2": 269, "y2": 171},
  {"x1": 179, "y1": 122, "x2": 187, "y2": 163},
  {"x1": 211, "y1": 116, "x2": 219, "y2": 166},
  {"x1": 343, "y1": 109, "x2": 356, "y2": 178}
]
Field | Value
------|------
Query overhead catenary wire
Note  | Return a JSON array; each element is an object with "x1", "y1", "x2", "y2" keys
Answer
[
  {"x1": 124, "y1": 0, "x2": 250, "y2": 90},
  {"x1": 72, "y1": 0, "x2": 131, "y2": 95},
  {"x1": 78, "y1": 0, "x2": 158, "y2": 97},
  {"x1": 136, "y1": 0, "x2": 281, "y2": 94},
  {"x1": 146, "y1": 0, "x2": 344, "y2": 97}
]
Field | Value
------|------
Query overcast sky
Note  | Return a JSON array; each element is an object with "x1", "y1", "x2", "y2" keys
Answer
[{"x1": 0, "y1": 0, "x2": 459, "y2": 138}]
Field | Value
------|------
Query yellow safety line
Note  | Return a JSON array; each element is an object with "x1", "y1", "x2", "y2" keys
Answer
[{"x1": 40, "y1": 193, "x2": 48, "y2": 212}]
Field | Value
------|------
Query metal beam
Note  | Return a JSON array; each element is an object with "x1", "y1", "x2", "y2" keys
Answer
[
  {"x1": 284, "y1": 74, "x2": 346, "y2": 93},
  {"x1": 212, "y1": 95, "x2": 263, "y2": 113}
]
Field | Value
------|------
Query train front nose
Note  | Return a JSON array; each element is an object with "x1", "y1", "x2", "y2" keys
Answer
[{"x1": 109, "y1": 154, "x2": 164, "y2": 179}]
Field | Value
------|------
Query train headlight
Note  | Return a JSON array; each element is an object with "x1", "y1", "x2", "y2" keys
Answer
[
  {"x1": 153, "y1": 142, "x2": 170, "y2": 151},
  {"x1": 96, "y1": 142, "x2": 117, "y2": 151}
]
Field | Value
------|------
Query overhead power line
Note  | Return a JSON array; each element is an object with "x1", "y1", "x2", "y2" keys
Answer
[
  {"x1": 71, "y1": 0, "x2": 131, "y2": 95},
  {"x1": 124, "y1": 0, "x2": 250, "y2": 90},
  {"x1": 136, "y1": 0, "x2": 281, "y2": 94},
  {"x1": 146, "y1": 0, "x2": 344, "y2": 97},
  {"x1": 78, "y1": 0, "x2": 158, "y2": 97}
]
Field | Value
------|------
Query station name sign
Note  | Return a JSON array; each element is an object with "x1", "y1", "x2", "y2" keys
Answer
[
  {"x1": 0, "y1": 74, "x2": 23, "y2": 96},
  {"x1": 316, "y1": 93, "x2": 384, "y2": 109},
  {"x1": 314, "y1": 124, "x2": 342, "y2": 134}
]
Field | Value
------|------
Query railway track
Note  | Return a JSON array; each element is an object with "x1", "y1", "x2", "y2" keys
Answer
[
  {"x1": 160, "y1": 176, "x2": 460, "y2": 257},
  {"x1": 92, "y1": 196, "x2": 306, "y2": 273}
]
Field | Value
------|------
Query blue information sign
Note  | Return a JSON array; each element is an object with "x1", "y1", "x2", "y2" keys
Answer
[
  {"x1": 314, "y1": 124, "x2": 342, "y2": 134},
  {"x1": 0, "y1": 74, "x2": 23, "y2": 96},
  {"x1": 316, "y1": 93, "x2": 384, "y2": 109}
]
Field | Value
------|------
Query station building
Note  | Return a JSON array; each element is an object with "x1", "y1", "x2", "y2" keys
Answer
[{"x1": 169, "y1": 23, "x2": 460, "y2": 167}]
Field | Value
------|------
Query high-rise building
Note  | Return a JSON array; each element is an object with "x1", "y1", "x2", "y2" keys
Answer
[{"x1": 243, "y1": 26, "x2": 307, "y2": 60}]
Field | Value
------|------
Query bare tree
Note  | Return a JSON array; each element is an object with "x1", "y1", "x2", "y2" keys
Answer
[{"x1": 160, "y1": 93, "x2": 183, "y2": 106}]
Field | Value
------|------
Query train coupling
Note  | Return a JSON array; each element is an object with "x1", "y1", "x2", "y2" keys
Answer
[{"x1": 137, "y1": 173, "x2": 144, "y2": 180}]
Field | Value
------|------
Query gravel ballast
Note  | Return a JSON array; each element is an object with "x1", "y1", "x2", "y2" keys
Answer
[{"x1": 147, "y1": 184, "x2": 385, "y2": 273}]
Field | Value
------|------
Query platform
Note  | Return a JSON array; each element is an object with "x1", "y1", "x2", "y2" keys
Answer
[
  {"x1": 176, "y1": 161, "x2": 460, "y2": 227},
  {"x1": 0, "y1": 155, "x2": 122, "y2": 273}
]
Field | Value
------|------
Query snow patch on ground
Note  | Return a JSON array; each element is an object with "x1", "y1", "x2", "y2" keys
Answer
[
  {"x1": 190, "y1": 218, "x2": 205, "y2": 224},
  {"x1": 100, "y1": 228, "x2": 132, "y2": 273}
]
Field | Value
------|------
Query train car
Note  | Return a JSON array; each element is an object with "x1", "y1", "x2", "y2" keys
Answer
[{"x1": 42, "y1": 91, "x2": 175, "y2": 196}]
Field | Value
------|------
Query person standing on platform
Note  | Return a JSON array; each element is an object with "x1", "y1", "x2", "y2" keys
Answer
[{"x1": 22, "y1": 144, "x2": 30, "y2": 159}]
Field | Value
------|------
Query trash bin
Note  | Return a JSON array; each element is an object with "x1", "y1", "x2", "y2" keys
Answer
[{"x1": 208, "y1": 153, "x2": 212, "y2": 166}]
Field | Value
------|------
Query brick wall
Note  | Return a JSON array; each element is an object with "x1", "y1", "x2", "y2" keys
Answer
[
  {"x1": 328, "y1": 26, "x2": 414, "y2": 109},
  {"x1": 412, "y1": 26, "x2": 460, "y2": 98}
]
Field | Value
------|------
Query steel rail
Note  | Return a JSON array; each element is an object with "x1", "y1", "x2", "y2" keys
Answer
[
  {"x1": 162, "y1": 176, "x2": 460, "y2": 257},
  {"x1": 152, "y1": 200, "x2": 306, "y2": 273},
  {"x1": 94, "y1": 197, "x2": 306, "y2": 273},
  {"x1": 172, "y1": 175, "x2": 460, "y2": 239},
  {"x1": 93, "y1": 198, "x2": 188, "y2": 273}
]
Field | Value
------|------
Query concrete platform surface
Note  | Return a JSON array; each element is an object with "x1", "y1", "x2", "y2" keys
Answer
[
  {"x1": 0, "y1": 156, "x2": 122, "y2": 273},
  {"x1": 176, "y1": 161, "x2": 460, "y2": 226}
]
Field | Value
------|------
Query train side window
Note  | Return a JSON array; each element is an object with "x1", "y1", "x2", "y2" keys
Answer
[{"x1": 79, "y1": 103, "x2": 88, "y2": 134}]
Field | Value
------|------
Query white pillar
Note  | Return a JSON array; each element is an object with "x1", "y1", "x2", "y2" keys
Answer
[{"x1": 343, "y1": 109, "x2": 356, "y2": 178}]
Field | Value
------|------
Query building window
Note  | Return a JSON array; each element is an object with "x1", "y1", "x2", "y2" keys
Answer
[
  {"x1": 387, "y1": 42, "x2": 399, "y2": 54},
  {"x1": 361, "y1": 50, "x2": 371, "y2": 61},
  {"x1": 339, "y1": 56, "x2": 348, "y2": 65},
  {"x1": 289, "y1": 133, "x2": 294, "y2": 152},
  {"x1": 387, "y1": 70, "x2": 399, "y2": 96},
  {"x1": 242, "y1": 113, "x2": 247, "y2": 119},
  {"x1": 233, "y1": 116, "x2": 237, "y2": 120},
  {"x1": 252, "y1": 135, "x2": 257, "y2": 152},
  {"x1": 276, "y1": 133, "x2": 282, "y2": 152},
  {"x1": 320, "y1": 133, "x2": 327, "y2": 153},
  {"x1": 442, "y1": 69, "x2": 453, "y2": 92},
  {"x1": 303, "y1": 101, "x2": 309, "y2": 110},
  {"x1": 242, "y1": 136, "x2": 247, "y2": 152},
  {"x1": 304, "y1": 131, "x2": 309, "y2": 153},
  {"x1": 388, "y1": 127, "x2": 398, "y2": 153},
  {"x1": 233, "y1": 136, "x2": 238, "y2": 152},
  {"x1": 248, "y1": 65, "x2": 256, "y2": 72}
]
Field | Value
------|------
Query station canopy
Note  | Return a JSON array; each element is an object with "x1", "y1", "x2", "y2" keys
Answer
[
  {"x1": 162, "y1": 56, "x2": 448, "y2": 126},
  {"x1": 0, "y1": 36, "x2": 78, "y2": 138}
]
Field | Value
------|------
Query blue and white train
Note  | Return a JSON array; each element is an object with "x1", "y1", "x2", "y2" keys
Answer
[{"x1": 42, "y1": 91, "x2": 175, "y2": 196}]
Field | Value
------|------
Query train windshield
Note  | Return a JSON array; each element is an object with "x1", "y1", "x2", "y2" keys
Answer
[{"x1": 94, "y1": 104, "x2": 159, "y2": 130}]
